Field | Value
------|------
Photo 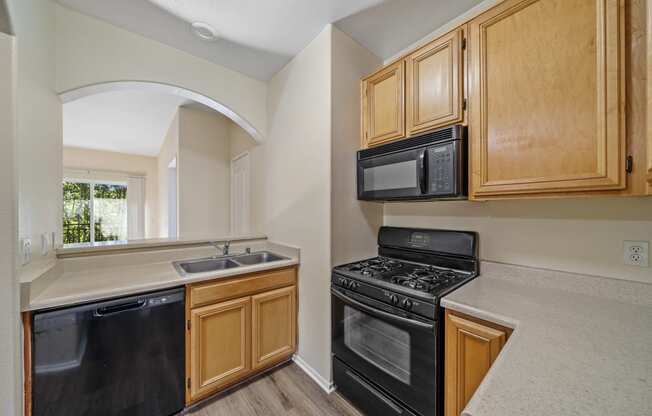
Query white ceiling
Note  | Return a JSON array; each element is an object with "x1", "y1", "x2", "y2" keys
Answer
[
  {"x1": 63, "y1": 90, "x2": 188, "y2": 157},
  {"x1": 55, "y1": 0, "x2": 484, "y2": 81}
]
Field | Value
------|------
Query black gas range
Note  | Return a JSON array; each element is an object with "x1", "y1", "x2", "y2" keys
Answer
[{"x1": 331, "y1": 226, "x2": 478, "y2": 416}]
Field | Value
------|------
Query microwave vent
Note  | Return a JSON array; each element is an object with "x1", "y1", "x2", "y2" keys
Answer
[{"x1": 358, "y1": 125, "x2": 465, "y2": 159}]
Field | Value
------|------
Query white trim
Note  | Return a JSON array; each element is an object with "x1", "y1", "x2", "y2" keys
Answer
[
  {"x1": 58, "y1": 81, "x2": 264, "y2": 144},
  {"x1": 383, "y1": 0, "x2": 502, "y2": 64},
  {"x1": 292, "y1": 354, "x2": 334, "y2": 394},
  {"x1": 230, "y1": 151, "x2": 251, "y2": 235}
]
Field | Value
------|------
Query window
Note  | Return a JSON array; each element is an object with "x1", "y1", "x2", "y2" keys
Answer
[{"x1": 63, "y1": 180, "x2": 128, "y2": 246}]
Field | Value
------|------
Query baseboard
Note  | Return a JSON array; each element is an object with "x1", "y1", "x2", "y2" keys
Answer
[{"x1": 292, "y1": 354, "x2": 334, "y2": 394}]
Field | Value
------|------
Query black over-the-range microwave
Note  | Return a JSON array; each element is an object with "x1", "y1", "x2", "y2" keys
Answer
[{"x1": 357, "y1": 125, "x2": 467, "y2": 201}]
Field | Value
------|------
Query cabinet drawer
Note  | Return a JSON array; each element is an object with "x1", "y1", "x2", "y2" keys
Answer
[{"x1": 189, "y1": 267, "x2": 297, "y2": 308}]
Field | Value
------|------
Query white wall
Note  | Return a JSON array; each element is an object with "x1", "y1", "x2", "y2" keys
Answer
[
  {"x1": 157, "y1": 113, "x2": 179, "y2": 238},
  {"x1": 62, "y1": 147, "x2": 160, "y2": 238},
  {"x1": 259, "y1": 25, "x2": 333, "y2": 381},
  {"x1": 178, "y1": 107, "x2": 231, "y2": 239},
  {"x1": 0, "y1": 30, "x2": 19, "y2": 416},
  {"x1": 384, "y1": 198, "x2": 652, "y2": 284},
  {"x1": 9, "y1": 0, "x2": 62, "y2": 259},
  {"x1": 55, "y1": 5, "x2": 267, "y2": 142},
  {"x1": 331, "y1": 27, "x2": 383, "y2": 266}
]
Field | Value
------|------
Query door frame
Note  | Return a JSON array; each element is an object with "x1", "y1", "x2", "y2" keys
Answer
[{"x1": 230, "y1": 151, "x2": 251, "y2": 235}]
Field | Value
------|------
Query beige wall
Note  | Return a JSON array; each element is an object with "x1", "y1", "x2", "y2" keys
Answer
[
  {"x1": 257, "y1": 25, "x2": 333, "y2": 382},
  {"x1": 331, "y1": 27, "x2": 383, "y2": 266},
  {"x1": 0, "y1": 0, "x2": 10, "y2": 35},
  {"x1": 9, "y1": 0, "x2": 62, "y2": 258},
  {"x1": 384, "y1": 198, "x2": 652, "y2": 284},
  {"x1": 178, "y1": 107, "x2": 231, "y2": 239},
  {"x1": 0, "y1": 31, "x2": 19, "y2": 416},
  {"x1": 55, "y1": 5, "x2": 267, "y2": 142},
  {"x1": 157, "y1": 113, "x2": 179, "y2": 238},
  {"x1": 62, "y1": 147, "x2": 159, "y2": 238},
  {"x1": 229, "y1": 120, "x2": 257, "y2": 160}
]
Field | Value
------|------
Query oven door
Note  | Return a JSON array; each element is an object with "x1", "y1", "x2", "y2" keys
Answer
[
  {"x1": 357, "y1": 147, "x2": 425, "y2": 200},
  {"x1": 331, "y1": 287, "x2": 439, "y2": 416}
]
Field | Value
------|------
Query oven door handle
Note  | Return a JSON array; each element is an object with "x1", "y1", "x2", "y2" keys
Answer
[
  {"x1": 418, "y1": 149, "x2": 427, "y2": 194},
  {"x1": 331, "y1": 288, "x2": 435, "y2": 331}
]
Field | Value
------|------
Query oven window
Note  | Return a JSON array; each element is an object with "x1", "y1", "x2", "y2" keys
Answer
[
  {"x1": 363, "y1": 160, "x2": 417, "y2": 191},
  {"x1": 343, "y1": 306, "x2": 411, "y2": 383}
]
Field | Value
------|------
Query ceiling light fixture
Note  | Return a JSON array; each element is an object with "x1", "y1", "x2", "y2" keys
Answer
[{"x1": 191, "y1": 22, "x2": 218, "y2": 41}]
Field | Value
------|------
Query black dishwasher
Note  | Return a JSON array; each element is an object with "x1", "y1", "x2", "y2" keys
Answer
[{"x1": 32, "y1": 287, "x2": 185, "y2": 416}]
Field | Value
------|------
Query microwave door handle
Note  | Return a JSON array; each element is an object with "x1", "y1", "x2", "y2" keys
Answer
[
  {"x1": 418, "y1": 149, "x2": 428, "y2": 194},
  {"x1": 331, "y1": 288, "x2": 434, "y2": 331}
]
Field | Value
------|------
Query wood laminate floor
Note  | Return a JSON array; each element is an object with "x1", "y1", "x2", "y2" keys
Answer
[{"x1": 186, "y1": 363, "x2": 362, "y2": 416}]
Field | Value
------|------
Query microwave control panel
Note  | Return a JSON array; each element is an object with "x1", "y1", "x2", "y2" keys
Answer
[{"x1": 427, "y1": 146, "x2": 455, "y2": 194}]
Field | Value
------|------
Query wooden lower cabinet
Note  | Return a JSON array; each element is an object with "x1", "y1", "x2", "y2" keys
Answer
[
  {"x1": 188, "y1": 296, "x2": 251, "y2": 401},
  {"x1": 252, "y1": 286, "x2": 297, "y2": 370},
  {"x1": 445, "y1": 310, "x2": 511, "y2": 416},
  {"x1": 186, "y1": 267, "x2": 297, "y2": 404}
]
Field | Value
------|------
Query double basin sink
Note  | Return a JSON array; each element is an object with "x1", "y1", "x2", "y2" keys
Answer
[{"x1": 173, "y1": 251, "x2": 289, "y2": 276}]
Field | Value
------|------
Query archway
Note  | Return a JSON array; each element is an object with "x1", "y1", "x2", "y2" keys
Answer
[{"x1": 59, "y1": 80, "x2": 263, "y2": 143}]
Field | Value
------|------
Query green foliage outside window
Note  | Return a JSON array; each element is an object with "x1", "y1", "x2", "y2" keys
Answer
[{"x1": 63, "y1": 181, "x2": 128, "y2": 245}]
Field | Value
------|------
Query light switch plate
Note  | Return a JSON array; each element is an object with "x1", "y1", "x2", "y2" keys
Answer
[{"x1": 624, "y1": 241, "x2": 649, "y2": 267}]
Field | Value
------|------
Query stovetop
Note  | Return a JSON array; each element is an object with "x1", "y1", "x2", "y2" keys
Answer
[{"x1": 333, "y1": 256, "x2": 475, "y2": 302}]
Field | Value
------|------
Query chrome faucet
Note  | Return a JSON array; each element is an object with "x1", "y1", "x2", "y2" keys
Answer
[{"x1": 211, "y1": 240, "x2": 231, "y2": 256}]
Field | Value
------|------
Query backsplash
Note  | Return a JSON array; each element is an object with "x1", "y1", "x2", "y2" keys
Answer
[{"x1": 384, "y1": 197, "x2": 652, "y2": 285}]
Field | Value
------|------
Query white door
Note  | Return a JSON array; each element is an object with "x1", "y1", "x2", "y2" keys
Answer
[
  {"x1": 168, "y1": 158, "x2": 178, "y2": 238},
  {"x1": 231, "y1": 152, "x2": 251, "y2": 235}
]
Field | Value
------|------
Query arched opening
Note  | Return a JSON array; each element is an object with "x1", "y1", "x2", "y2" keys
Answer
[
  {"x1": 59, "y1": 80, "x2": 259, "y2": 244},
  {"x1": 59, "y1": 80, "x2": 263, "y2": 143}
]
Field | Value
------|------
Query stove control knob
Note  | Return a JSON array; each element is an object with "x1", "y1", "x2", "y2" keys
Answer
[
  {"x1": 402, "y1": 299, "x2": 413, "y2": 310},
  {"x1": 348, "y1": 281, "x2": 357, "y2": 289},
  {"x1": 338, "y1": 278, "x2": 347, "y2": 286},
  {"x1": 389, "y1": 295, "x2": 399, "y2": 305}
]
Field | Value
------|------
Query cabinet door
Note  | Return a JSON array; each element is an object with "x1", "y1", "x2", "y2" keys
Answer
[
  {"x1": 406, "y1": 28, "x2": 465, "y2": 136},
  {"x1": 188, "y1": 296, "x2": 251, "y2": 401},
  {"x1": 445, "y1": 311, "x2": 508, "y2": 416},
  {"x1": 361, "y1": 61, "x2": 405, "y2": 147},
  {"x1": 251, "y1": 286, "x2": 296, "y2": 370},
  {"x1": 469, "y1": 0, "x2": 625, "y2": 198}
]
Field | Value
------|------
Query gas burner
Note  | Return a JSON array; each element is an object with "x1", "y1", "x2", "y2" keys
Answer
[
  {"x1": 392, "y1": 276, "x2": 428, "y2": 290},
  {"x1": 337, "y1": 254, "x2": 474, "y2": 296}
]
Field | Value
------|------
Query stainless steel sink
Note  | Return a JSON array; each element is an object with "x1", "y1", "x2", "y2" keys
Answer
[
  {"x1": 173, "y1": 250, "x2": 289, "y2": 276},
  {"x1": 233, "y1": 251, "x2": 288, "y2": 265},
  {"x1": 175, "y1": 258, "x2": 240, "y2": 275}
]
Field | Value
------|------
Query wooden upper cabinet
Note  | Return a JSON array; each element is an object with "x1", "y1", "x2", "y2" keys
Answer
[
  {"x1": 445, "y1": 310, "x2": 510, "y2": 416},
  {"x1": 469, "y1": 0, "x2": 626, "y2": 198},
  {"x1": 361, "y1": 60, "x2": 405, "y2": 147},
  {"x1": 407, "y1": 28, "x2": 465, "y2": 136},
  {"x1": 188, "y1": 296, "x2": 251, "y2": 402},
  {"x1": 251, "y1": 285, "x2": 297, "y2": 370}
]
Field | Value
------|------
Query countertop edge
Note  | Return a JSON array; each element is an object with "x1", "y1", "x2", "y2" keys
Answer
[
  {"x1": 440, "y1": 297, "x2": 519, "y2": 330},
  {"x1": 24, "y1": 258, "x2": 299, "y2": 312}
]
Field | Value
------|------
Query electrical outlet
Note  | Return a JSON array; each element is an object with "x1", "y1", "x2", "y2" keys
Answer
[
  {"x1": 21, "y1": 239, "x2": 32, "y2": 265},
  {"x1": 624, "y1": 241, "x2": 649, "y2": 267}
]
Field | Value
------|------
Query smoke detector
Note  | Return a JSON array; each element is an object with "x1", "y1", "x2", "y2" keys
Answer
[{"x1": 191, "y1": 22, "x2": 218, "y2": 41}]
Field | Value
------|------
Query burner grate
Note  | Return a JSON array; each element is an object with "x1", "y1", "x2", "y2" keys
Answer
[{"x1": 339, "y1": 256, "x2": 469, "y2": 295}]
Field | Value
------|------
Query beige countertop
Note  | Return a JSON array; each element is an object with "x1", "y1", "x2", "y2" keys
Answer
[
  {"x1": 23, "y1": 239, "x2": 299, "y2": 311},
  {"x1": 442, "y1": 262, "x2": 652, "y2": 416}
]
